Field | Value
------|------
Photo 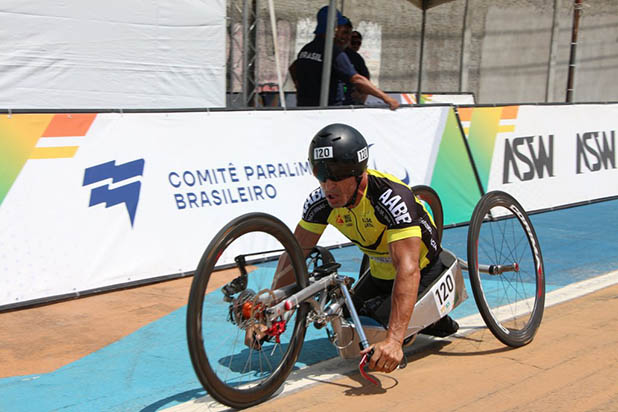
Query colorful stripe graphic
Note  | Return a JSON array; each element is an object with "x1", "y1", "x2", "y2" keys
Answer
[
  {"x1": 0, "y1": 113, "x2": 96, "y2": 206},
  {"x1": 400, "y1": 94, "x2": 432, "y2": 105},
  {"x1": 430, "y1": 108, "x2": 483, "y2": 224},
  {"x1": 401, "y1": 93, "x2": 416, "y2": 104},
  {"x1": 458, "y1": 106, "x2": 519, "y2": 191}
]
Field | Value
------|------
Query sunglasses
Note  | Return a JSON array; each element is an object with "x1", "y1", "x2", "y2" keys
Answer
[
  {"x1": 351, "y1": 39, "x2": 361, "y2": 46},
  {"x1": 312, "y1": 163, "x2": 354, "y2": 183}
]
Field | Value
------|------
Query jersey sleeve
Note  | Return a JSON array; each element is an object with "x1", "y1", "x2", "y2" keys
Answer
[
  {"x1": 368, "y1": 176, "x2": 423, "y2": 243},
  {"x1": 299, "y1": 187, "x2": 331, "y2": 235},
  {"x1": 386, "y1": 226, "x2": 422, "y2": 243}
]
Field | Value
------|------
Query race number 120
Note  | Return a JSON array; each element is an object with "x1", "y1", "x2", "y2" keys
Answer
[
  {"x1": 433, "y1": 272, "x2": 455, "y2": 315},
  {"x1": 314, "y1": 147, "x2": 333, "y2": 160}
]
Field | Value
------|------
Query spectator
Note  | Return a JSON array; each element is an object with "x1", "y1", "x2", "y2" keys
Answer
[
  {"x1": 346, "y1": 30, "x2": 370, "y2": 79},
  {"x1": 288, "y1": 6, "x2": 398, "y2": 109},
  {"x1": 336, "y1": 17, "x2": 353, "y2": 50},
  {"x1": 344, "y1": 28, "x2": 371, "y2": 104}
]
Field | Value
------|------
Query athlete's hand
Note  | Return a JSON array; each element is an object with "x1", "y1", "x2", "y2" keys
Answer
[{"x1": 360, "y1": 337, "x2": 403, "y2": 373}]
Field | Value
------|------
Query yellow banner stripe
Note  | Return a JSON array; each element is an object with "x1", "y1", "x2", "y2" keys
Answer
[
  {"x1": 30, "y1": 146, "x2": 79, "y2": 159},
  {"x1": 498, "y1": 125, "x2": 516, "y2": 133}
]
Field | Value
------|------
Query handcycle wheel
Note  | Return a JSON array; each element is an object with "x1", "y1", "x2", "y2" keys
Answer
[
  {"x1": 187, "y1": 213, "x2": 309, "y2": 409},
  {"x1": 358, "y1": 184, "x2": 443, "y2": 276},
  {"x1": 467, "y1": 191, "x2": 545, "y2": 347},
  {"x1": 412, "y1": 184, "x2": 444, "y2": 243}
]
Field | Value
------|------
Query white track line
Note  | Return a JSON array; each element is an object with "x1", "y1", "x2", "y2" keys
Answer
[{"x1": 163, "y1": 270, "x2": 618, "y2": 412}]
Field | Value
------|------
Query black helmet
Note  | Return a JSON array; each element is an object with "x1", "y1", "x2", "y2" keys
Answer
[{"x1": 309, "y1": 123, "x2": 368, "y2": 182}]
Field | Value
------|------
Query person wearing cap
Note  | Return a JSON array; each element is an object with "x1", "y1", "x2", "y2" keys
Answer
[
  {"x1": 247, "y1": 124, "x2": 459, "y2": 373},
  {"x1": 288, "y1": 6, "x2": 398, "y2": 109}
]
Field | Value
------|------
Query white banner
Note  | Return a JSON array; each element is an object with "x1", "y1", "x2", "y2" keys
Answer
[
  {"x1": 474, "y1": 104, "x2": 618, "y2": 211},
  {"x1": 0, "y1": 106, "x2": 450, "y2": 307},
  {"x1": 0, "y1": 1, "x2": 226, "y2": 109}
]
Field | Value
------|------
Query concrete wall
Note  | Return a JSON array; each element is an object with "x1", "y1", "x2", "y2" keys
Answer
[{"x1": 228, "y1": 0, "x2": 618, "y2": 104}]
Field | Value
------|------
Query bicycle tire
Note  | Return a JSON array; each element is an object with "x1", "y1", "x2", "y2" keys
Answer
[
  {"x1": 467, "y1": 191, "x2": 545, "y2": 347},
  {"x1": 358, "y1": 184, "x2": 444, "y2": 276},
  {"x1": 187, "y1": 212, "x2": 309, "y2": 409},
  {"x1": 412, "y1": 184, "x2": 444, "y2": 243}
]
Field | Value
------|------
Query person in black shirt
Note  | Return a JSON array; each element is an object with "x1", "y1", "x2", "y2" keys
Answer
[
  {"x1": 288, "y1": 6, "x2": 398, "y2": 109},
  {"x1": 344, "y1": 30, "x2": 371, "y2": 104},
  {"x1": 346, "y1": 31, "x2": 370, "y2": 78}
]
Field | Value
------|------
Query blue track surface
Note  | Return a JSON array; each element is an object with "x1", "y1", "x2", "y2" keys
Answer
[{"x1": 1, "y1": 199, "x2": 617, "y2": 412}]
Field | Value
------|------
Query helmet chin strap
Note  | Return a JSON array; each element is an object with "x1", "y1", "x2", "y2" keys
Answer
[{"x1": 344, "y1": 175, "x2": 363, "y2": 208}]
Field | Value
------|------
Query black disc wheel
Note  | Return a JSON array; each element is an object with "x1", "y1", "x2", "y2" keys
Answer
[
  {"x1": 467, "y1": 191, "x2": 545, "y2": 347},
  {"x1": 358, "y1": 185, "x2": 444, "y2": 277},
  {"x1": 187, "y1": 213, "x2": 309, "y2": 409}
]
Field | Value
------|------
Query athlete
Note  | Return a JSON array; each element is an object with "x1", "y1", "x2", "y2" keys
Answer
[
  {"x1": 246, "y1": 123, "x2": 458, "y2": 372},
  {"x1": 270, "y1": 123, "x2": 459, "y2": 373}
]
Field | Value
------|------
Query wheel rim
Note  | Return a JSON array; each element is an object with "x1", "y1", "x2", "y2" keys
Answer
[
  {"x1": 187, "y1": 214, "x2": 307, "y2": 407},
  {"x1": 471, "y1": 197, "x2": 544, "y2": 342}
]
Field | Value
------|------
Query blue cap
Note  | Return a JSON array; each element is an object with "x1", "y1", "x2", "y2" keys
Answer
[{"x1": 314, "y1": 6, "x2": 347, "y2": 35}]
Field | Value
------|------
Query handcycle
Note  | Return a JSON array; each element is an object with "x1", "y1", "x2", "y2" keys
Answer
[{"x1": 186, "y1": 186, "x2": 545, "y2": 409}]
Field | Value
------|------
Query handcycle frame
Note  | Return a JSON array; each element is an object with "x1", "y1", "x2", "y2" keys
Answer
[{"x1": 186, "y1": 187, "x2": 546, "y2": 409}]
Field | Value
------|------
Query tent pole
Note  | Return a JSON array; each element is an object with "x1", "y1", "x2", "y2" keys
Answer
[
  {"x1": 267, "y1": 0, "x2": 286, "y2": 108},
  {"x1": 566, "y1": 0, "x2": 583, "y2": 103},
  {"x1": 242, "y1": 0, "x2": 250, "y2": 105},
  {"x1": 458, "y1": 0, "x2": 470, "y2": 92},
  {"x1": 320, "y1": 0, "x2": 338, "y2": 107},
  {"x1": 417, "y1": 7, "x2": 426, "y2": 104},
  {"x1": 546, "y1": 0, "x2": 562, "y2": 102}
]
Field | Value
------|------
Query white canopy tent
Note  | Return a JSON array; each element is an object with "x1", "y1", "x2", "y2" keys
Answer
[{"x1": 0, "y1": 1, "x2": 227, "y2": 109}]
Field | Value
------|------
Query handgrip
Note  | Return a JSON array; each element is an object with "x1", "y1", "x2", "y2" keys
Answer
[{"x1": 359, "y1": 349, "x2": 378, "y2": 385}]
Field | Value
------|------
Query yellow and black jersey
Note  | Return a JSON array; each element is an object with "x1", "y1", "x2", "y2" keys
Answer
[{"x1": 299, "y1": 169, "x2": 441, "y2": 280}]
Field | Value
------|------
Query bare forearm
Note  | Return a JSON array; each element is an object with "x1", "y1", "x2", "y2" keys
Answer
[
  {"x1": 272, "y1": 253, "x2": 294, "y2": 289},
  {"x1": 351, "y1": 74, "x2": 399, "y2": 110},
  {"x1": 361, "y1": 236, "x2": 421, "y2": 372},
  {"x1": 272, "y1": 224, "x2": 321, "y2": 289},
  {"x1": 386, "y1": 269, "x2": 420, "y2": 344},
  {"x1": 353, "y1": 75, "x2": 387, "y2": 100}
]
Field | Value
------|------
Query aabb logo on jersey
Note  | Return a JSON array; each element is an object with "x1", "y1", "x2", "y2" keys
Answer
[
  {"x1": 379, "y1": 189, "x2": 412, "y2": 224},
  {"x1": 503, "y1": 135, "x2": 554, "y2": 184},
  {"x1": 303, "y1": 187, "x2": 325, "y2": 215},
  {"x1": 576, "y1": 130, "x2": 616, "y2": 174}
]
